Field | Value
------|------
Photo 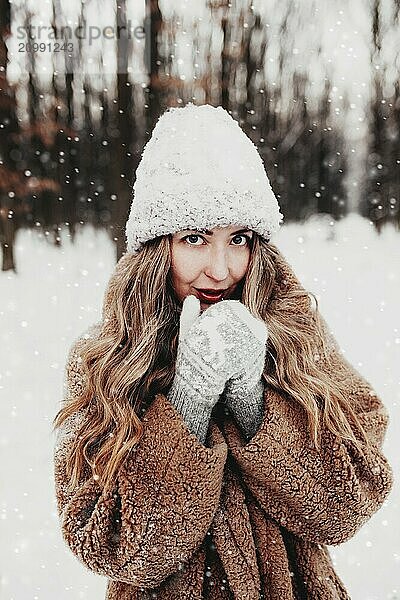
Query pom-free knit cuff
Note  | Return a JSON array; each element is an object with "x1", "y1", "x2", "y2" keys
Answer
[{"x1": 167, "y1": 378, "x2": 216, "y2": 445}]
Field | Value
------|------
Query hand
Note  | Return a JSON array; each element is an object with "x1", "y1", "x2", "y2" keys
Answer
[
  {"x1": 168, "y1": 296, "x2": 267, "y2": 440},
  {"x1": 167, "y1": 293, "x2": 221, "y2": 443},
  {"x1": 177, "y1": 297, "x2": 267, "y2": 401},
  {"x1": 220, "y1": 303, "x2": 268, "y2": 441},
  {"x1": 167, "y1": 296, "x2": 268, "y2": 443}
]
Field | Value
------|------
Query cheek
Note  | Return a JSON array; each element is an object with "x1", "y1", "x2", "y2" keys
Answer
[
  {"x1": 232, "y1": 249, "x2": 251, "y2": 280},
  {"x1": 170, "y1": 246, "x2": 201, "y2": 287}
]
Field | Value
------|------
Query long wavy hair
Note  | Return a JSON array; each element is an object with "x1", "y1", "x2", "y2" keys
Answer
[{"x1": 53, "y1": 233, "x2": 371, "y2": 493}]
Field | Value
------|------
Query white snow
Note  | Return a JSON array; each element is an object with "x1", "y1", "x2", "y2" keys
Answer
[{"x1": 0, "y1": 214, "x2": 399, "y2": 599}]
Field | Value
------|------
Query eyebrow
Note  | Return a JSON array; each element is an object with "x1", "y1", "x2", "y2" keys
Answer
[{"x1": 180, "y1": 228, "x2": 253, "y2": 236}]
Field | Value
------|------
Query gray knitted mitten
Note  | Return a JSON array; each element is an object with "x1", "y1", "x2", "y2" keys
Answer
[
  {"x1": 167, "y1": 295, "x2": 268, "y2": 444},
  {"x1": 223, "y1": 376, "x2": 266, "y2": 442},
  {"x1": 222, "y1": 305, "x2": 268, "y2": 441}
]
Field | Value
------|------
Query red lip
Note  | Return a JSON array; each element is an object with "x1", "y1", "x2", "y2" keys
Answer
[{"x1": 194, "y1": 288, "x2": 227, "y2": 304}]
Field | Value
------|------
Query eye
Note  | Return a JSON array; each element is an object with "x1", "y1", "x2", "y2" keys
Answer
[
  {"x1": 181, "y1": 233, "x2": 252, "y2": 246},
  {"x1": 231, "y1": 234, "x2": 251, "y2": 246},
  {"x1": 182, "y1": 234, "x2": 204, "y2": 245}
]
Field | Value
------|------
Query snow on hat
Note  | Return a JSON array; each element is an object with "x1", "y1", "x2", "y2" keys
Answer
[{"x1": 125, "y1": 103, "x2": 283, "y2": 254}]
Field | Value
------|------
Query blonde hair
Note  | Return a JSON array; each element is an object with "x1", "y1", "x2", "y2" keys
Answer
[{"x1": 53, "y1": 233, "x2": 371, "y2": 493}]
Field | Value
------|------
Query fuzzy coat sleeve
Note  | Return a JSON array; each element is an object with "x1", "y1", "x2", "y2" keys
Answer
[
  {"x1": 54, "y1": 330, "x2": 228, "y2": 589},
  {"x1": 225, "y1": 323, "x2": 394, "y2": 547}
]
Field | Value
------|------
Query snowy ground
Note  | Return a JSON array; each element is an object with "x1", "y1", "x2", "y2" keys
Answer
[{"x1": 0, "y1": 214, "x2": 399, "y2": 600}]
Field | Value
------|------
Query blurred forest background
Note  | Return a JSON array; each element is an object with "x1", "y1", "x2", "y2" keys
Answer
[
  {"x1": 0, "y1": 0, "x2": 399, "y2": 272},
  {"x1": 1, "y1": 5, "x2": 399, "y2": 597}
]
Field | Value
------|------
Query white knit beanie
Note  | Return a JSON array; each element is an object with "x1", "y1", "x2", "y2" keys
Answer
[{"x1": 125, "y1": 103, "x2": 283, "y2": 254}]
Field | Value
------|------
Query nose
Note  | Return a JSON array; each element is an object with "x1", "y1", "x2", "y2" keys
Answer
[{"x1": 204, "y1": 247, "x2": 229, "y2": 281}]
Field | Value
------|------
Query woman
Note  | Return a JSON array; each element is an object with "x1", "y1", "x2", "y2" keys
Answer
[{"x1": 53, "y1": 104, "x2": 393, "y2": 599}]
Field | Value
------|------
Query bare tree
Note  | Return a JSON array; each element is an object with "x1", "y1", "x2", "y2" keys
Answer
[{"x1": 363, "y1": 0, "x2": 400, "y2": 230}]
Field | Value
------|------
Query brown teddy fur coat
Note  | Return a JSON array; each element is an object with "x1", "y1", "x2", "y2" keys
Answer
[{"x1": 54, "y1": 250, "x2": 393, "y2": 599}]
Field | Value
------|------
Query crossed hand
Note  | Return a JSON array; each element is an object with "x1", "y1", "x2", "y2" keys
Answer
[{"x1": 174, "y1": 295, "x2": 268, "y2": 413}]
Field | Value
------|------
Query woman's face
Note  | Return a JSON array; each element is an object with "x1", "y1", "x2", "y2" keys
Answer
[{"x1": 170, "y1": 225, "x2": 253, "y2": 312}]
